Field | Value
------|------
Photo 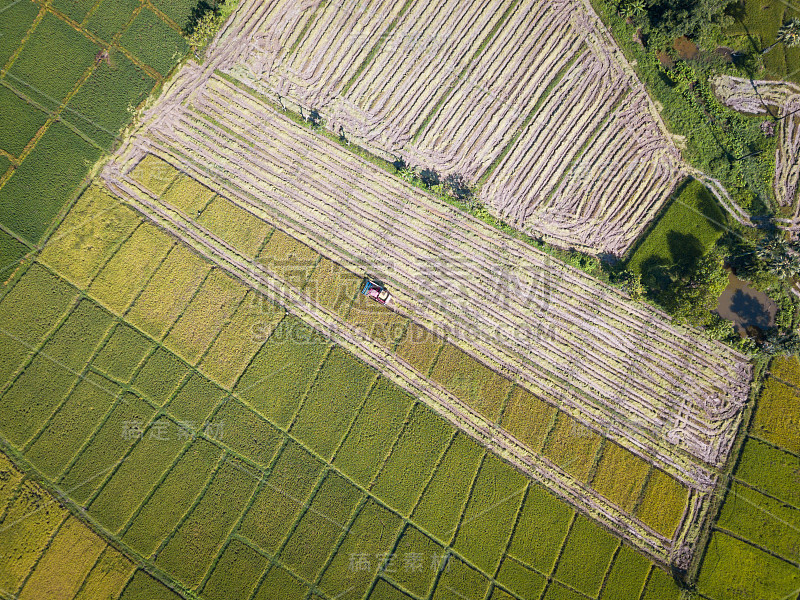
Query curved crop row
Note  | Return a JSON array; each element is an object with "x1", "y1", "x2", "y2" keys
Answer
[{"x1": 199, "y1": 0, "x2": 686, "y2": 255}]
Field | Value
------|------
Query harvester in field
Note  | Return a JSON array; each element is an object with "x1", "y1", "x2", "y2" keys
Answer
[{"x1": 361, "y1": 278, "x2": 391, "y2": 305}]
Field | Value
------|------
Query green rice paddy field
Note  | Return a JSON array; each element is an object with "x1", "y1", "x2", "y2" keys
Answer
[
  {"x1": 0, "y1": 171, "x2": 798, "y2": 599},
  {"x1": 0, "y1": 184, "x2": 687, "y2": 600},
  {"x1": 626, "y1": 180, "x2": 727, "y2": 276},
  {"x1": 696, "y1": 356, "x2": 800, "y2": 600},
  {"x1": 0, "y1": 0, "x2": 194, "y2": 248}
]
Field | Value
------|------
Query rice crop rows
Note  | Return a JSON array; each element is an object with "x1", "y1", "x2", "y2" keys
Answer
[
  {"x1": 0, "y1": 252, "x2": 688, "y2": 599},
  {"x1": 98, "y1": 67, "x2": 753, "y2": 567},
  {"x1": 201, "y1": 0, "x2": 686, "y2": 255},
  {"x1": 110, "y1": 73, "x2": 749, "y2": 476}
]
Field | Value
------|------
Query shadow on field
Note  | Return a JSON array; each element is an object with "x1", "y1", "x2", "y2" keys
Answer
[{"x1": 667, "y1": 231, "x2": 705, "y2": 271}]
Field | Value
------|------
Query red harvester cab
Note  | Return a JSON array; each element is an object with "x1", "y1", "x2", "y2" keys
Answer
[{"x1": 361, "y1": 279, "x2": 391, "y2": 305}]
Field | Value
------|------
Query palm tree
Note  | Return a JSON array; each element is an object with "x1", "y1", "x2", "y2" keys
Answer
[
  {"x1": 620, "y1": 0, "x2": 646, "y2": 20},
  {"x1": 762, "y1": 18, "x2": 800, "y2": 54}
]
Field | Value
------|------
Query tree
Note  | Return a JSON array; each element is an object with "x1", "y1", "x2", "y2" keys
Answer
[
  {"x1": 306, "y1": 108, "x2": 323, "y2": 129},
  {"x1": 754, "y1": 233, "x2": 800, "y2": 279},
  {"x1": 643, "y1": 0, "x2": 736, "y2": 40},
  {"x1": 620, "y1": 0, "x2": 646, "y2": 20},
  {"x1": 614, "y1": 269, "x2": 645, "y2": 300},
  {"x1": 763, "y1": 19, "x2": 800, "y2": 54},
  {"x1": 705, "y1": 313, "x2": 739, "y2": 344},
  {"x1": 667, "y1": 249, "x2": 729, "y2": 327},
  {"x1": 398, "y1": 167, "x2": 416, "y2": 183},
  {"x1": 420, "y1": 168, "x2": 440, "y2": 188},
  {"x1": 762, "y1": 330, "x2": 800, "y2": 356},
  {"x1": 444, "y1": 173, "x2": 474, "y2": 204}
]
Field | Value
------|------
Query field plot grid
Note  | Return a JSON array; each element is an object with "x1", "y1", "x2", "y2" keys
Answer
[
  {"x1": 0, "y1": 249, "x2": 684, "y2": 600},
  {"x1": 0, "y1": 0, "x2": 190, "y2": 245},
  {"x1": 99, "y1": 41, "x2": 752, "y2": 571},
  {"x1": 214, "y1": 0, "x2": 687, "y2": 255}
]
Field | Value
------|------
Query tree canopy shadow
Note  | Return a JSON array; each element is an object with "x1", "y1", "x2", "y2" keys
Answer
[
  {"x1": 694, "y1": 186, "x2": 726, "y2": 232},
  {"x1": 667, "y1": 231, "x2": 704, "y2": 273},
  {"x1": 640, "y1": 255, "x2": 672, "y2": 292}
]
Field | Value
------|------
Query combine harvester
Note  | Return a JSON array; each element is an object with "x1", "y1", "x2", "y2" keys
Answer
[{"x1": 361, "y1": 278, "x2": 391, "y2": 305}]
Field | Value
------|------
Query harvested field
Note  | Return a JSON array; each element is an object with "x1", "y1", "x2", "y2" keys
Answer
[
  {"x1": 100, "y1": 59, "x2": 753, "y2": 565},
  {"x1": 218, "y1": 0, "x2": 685, "y2": 255},
  {"x1": 110, "y1": 71, "x2": 750, "y2": 476}
]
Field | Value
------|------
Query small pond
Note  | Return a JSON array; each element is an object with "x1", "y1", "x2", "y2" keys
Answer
[{"x1": 715, "y1": 272, "x2": 777, "y2": 335}]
